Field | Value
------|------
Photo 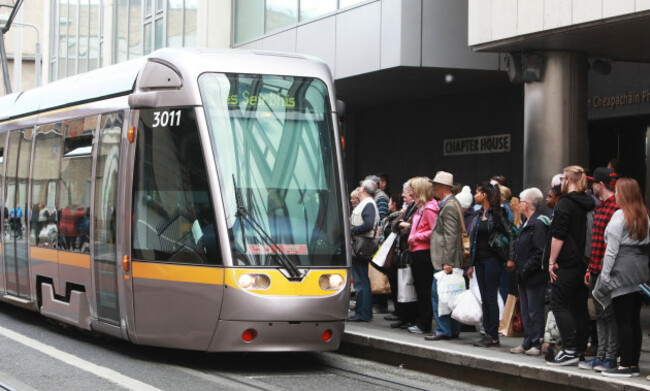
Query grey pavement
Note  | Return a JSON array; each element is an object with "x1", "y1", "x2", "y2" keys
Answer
[{"x1": 342, "y1": 305, "x2": 650, "y2": 391}]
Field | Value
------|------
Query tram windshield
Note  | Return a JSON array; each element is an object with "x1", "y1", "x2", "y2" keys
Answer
[{"x1": 199, "y1": 73, "x2": 345, "y2": 267}]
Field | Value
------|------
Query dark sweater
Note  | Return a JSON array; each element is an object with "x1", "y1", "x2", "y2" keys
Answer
[{"x1": 550, "y1": 191, "x2": 595, "y2": 268}]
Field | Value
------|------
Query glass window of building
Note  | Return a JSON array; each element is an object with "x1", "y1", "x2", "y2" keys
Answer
[
  {"x1": 114, "y1": 0, "x2": 197, "y2": 64},
  {"x1": 167, "y1": 0, "x2": 197, "y2": 48},
  {"x1": 265, "y1": 0, "x2": 297, "y2": 34},
  {"x1": 233, "y1": 0, "x2": 371, "y2": 45},
  {"x1": 234, "y1": 0, "x2": 263, "y2": 44},
  {"x1": 299, "y1": 0, "x2": 335, "y2": 22},
  {"x1": 50, "y1": 0, "x2": 103, "y2": 81}
]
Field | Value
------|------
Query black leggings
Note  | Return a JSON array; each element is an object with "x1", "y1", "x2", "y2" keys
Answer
[
  {"x1": 612, "y1": 292, "x2": 642, "y2": 367},
  {"x1": 410, "y1": 249, "x2": 433, "y2": 332}
]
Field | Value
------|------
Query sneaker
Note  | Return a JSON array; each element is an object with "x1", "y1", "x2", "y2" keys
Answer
[
  {"x1": 546, "y1": 350, "x2": 580, "y2": 366},
  {"x1": 525, "y1": 347, "x2": 541, "y2": 356},
  {"x1": 579, "y1": 357, "x2": 603, "y2": 370},
  {"x1": 594, "y1": 358, "x2": 617, "y2": 372},
  {"x1": 631, "y1": 366, "x2": 640, "y2": 376},
  {"x1": 510, "y1": 345, "x2": 526, "y2": 354},
  {"x1": 602, "y1": 366, "x2": 638, "y2": 378},
  {"x1": 407, "y1": 325, "x2": 424, "y2": 334},
  {"x1": 473, "y1": 336, "x2": 500, "y2": 348}
]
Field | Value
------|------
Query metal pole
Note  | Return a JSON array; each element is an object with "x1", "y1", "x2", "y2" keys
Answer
[
  {"x1": 0, "y1": 32, "x2": 11, "y2": 94},
  {"x1": 34, "y1": 40, "x2": 40, "y2": 87}
]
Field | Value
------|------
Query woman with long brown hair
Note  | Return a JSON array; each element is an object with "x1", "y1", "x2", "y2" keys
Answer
[
  {"x1": 594, "y1": 178, "x2": 650, "y2": 378},
  {"x1": 467, "y1": 182, "x2": 516, "y2": 348}
]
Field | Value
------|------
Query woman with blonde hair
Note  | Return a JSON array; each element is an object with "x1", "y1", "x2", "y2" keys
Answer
[
  {"x1": 405, "y1": 177, "x2": 439, "y2": 334},
  {"x1": 594, "y1": 178, "x2": 649, "y2": 377}
]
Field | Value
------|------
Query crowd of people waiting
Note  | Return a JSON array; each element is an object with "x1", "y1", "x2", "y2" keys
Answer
[{"x1": 348, "y1": 161, "x2": 650, "y2": 379}]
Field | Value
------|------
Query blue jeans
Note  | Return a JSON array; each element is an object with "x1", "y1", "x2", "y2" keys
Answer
[
  {"x1": 431, "y1": 269, "x2": 461, "y2": 337},
  {"x1": 351, "y1": 258, "x2": 372, "y2": 321},
  {"x1": 498, "y1": 267, "x2": 511, "y2": 303},
  {"x1": 519, "y1": 280, "x2": 546, "y2": 349},
  {"x1": 475, "y1": 256, "x2": 503, "y2": 339}
]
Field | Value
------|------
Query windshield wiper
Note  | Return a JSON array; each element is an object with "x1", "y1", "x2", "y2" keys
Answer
[{"x1": 232, "y1": 176, "x2": 302, "y2": 279}]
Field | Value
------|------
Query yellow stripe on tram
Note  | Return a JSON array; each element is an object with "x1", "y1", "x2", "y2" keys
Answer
[
  {"x1": 59, "y1": 252, "x2": 91, "y2": 269},
  {"x1": 30, "y1": 247, "x2": 59, "y2": 263},
  {"x1": 131, "y1": 262, "x2": 224, "y2": 285},
  {"x1": 30, "y1": 247, "x2": 91, "y2": 269}
]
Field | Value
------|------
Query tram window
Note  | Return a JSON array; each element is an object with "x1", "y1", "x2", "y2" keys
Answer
[
  {"x1": 63, "y1": 135, "x2": 93, "y2": 157},
  {"x1": 31, "y1": 123, "x2": 63, "y2": 248},
  {"x1": 132, "y1": 107, "x2": 220, "y2": 265},
  {"x1": 199, "y1": 74, "x2": 346, "y2": 267},
  {"x1": 57, "y1": 116, "x2": 96, "y2": 253}
]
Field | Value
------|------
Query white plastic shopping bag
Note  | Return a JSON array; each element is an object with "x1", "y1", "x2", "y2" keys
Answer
[
  {"x1": 451, "y1": 290, "x2": 482, "y2": 325},
  {"x1": 397, "y1": 265, "x2": 417, "y2": 303},
  {"x1": 468, "y1": 271, "x2": 504, "y2": 319},
  {"x1": 371, "y1": 232, "x2": 397, "y2": 268},
  {"x1": 435, "y1": 268, "x2": 466, "y2": 316}
]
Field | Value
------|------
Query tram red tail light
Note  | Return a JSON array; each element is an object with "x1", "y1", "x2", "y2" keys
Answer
[
  {"x1": 242, "y1": 329, "x2": 257, "y2": 342},
  {"x1": 322, "y1": 329, "x2": 332, "y2": 342}
]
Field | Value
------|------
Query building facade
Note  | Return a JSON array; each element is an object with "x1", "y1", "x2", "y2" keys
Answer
[
  {"x1": 233, "y1": 0, "x2": 525, "y2": 193},
  {"x1": 469, "y1": 0, "x2": 650, "y2": 200}
]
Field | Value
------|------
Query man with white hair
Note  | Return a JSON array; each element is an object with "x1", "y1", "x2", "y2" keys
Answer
[{"x1": 510, "y1": 187, "x2": 550, "y2": 356}]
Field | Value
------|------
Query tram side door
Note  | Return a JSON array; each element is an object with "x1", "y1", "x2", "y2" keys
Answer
[
  {"x1": 127, "y1": 108, "x2": 224, "y2": 350},
  {"x1": 3, "y1": 129, "x2": 32, "y2": 299},
  {"x1": 92, "y1": 113, "x2": 123, "y2": 325}
]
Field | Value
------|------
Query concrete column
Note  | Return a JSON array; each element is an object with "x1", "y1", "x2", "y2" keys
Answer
[{"x1": 523, "y1": 51, "x2": 588, "y2": 191}]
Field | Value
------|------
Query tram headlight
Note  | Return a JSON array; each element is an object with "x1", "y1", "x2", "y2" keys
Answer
[
  {"x1": 238, "y1": 274, "x2": 271, "y2": 290},
  {"x1": 319, "y1": 273, "x2": 344, "y2": 290}
]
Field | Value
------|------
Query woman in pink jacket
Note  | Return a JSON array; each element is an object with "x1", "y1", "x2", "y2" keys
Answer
[{"x1": 406, "y1": 177, "x2": 439, "y2": 334}]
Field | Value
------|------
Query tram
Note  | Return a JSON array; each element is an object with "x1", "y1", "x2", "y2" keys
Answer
[{"x1": 0, "y1": 48, "x2": 350, "y2": 352}]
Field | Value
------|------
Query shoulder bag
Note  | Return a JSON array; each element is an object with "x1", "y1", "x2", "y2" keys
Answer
[{"x1": 452, "y1": 201, "x2": 471, "y2": 268}]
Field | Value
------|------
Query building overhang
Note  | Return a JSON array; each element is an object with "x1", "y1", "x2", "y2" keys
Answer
[{"x1": 471, "y1": 11, "x2": 650, "y2": 63}]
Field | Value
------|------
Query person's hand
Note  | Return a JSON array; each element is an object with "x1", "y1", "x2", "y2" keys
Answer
[
  {"x1": 443, "y1": 265, "x2": 453, "y2": 274},
  {"x1": 506, "y1": 260, "x2": 515, "y2": 272},
  {"x1": 467, "y1": 266, "x2": 474, "y2": 279},
  {"x1": 584, "y1": 272, "x2": 590, "y2": 287},
  {"x1": 549, "y1": 262, "x2": 558, "y2": 282},
  {"x1": 399, "y1": 221, "x2": 411, "y2": 229}
]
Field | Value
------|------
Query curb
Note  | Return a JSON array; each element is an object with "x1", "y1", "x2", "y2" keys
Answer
[{"x1": 342, "y1": 330, "x2": 650, "y2": 391}]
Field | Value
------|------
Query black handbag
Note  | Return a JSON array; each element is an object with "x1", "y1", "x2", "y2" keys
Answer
[{"x1": 352, "y1": 235, "x2": 379, "y2": 261}]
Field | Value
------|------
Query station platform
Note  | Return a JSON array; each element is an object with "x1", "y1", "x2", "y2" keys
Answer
[{"x1": 341, "y1": 306, "x2": 650, "y2": 391}]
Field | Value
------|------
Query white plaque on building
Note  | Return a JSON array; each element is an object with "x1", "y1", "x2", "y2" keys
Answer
[{"x1": 443, "y1": 134, "x2": 511, "y2": 156}]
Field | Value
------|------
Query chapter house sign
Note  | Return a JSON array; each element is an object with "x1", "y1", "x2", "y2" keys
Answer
[{"x1": 443, "y1": 134, "x2": 511, "y2": 156}]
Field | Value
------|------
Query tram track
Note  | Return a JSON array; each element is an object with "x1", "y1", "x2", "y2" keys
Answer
[
  {"x1": 165, "y1": 352, "x2": 441, "y2": 391},
  {"x1": 319, "y1": 363, "x2": 436, "y2": 391}
]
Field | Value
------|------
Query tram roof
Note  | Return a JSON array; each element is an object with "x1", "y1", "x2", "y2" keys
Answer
[{"x1": 0, "y1": 48, "x2": 332, "y2": 122}]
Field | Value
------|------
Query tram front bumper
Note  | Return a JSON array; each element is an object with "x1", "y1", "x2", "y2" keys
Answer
[{"x1": 208, "y1": 320, "x2": 345, "y2": 352}]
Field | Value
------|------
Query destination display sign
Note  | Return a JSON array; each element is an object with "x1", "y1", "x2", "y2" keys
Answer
[{"x1": 443, "y1": 134, "x2": 511, "y2": 156}]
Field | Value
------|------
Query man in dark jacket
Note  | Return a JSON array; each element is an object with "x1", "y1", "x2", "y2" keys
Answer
[{"x1": 546, "y1": 166, "x2": 596, "y2": 366}]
